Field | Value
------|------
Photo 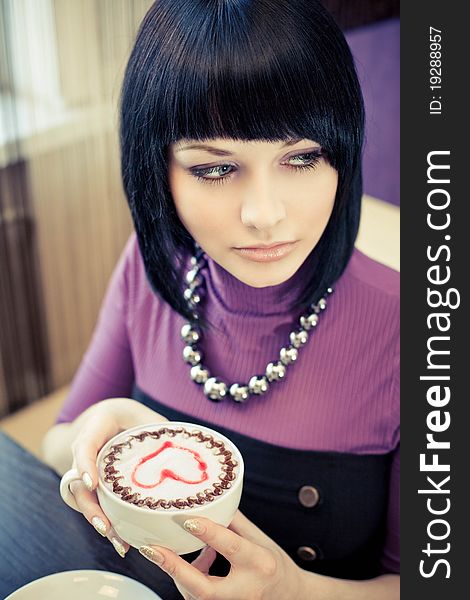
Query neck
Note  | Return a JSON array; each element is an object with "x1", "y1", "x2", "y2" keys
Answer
[{"x1": 196, "y1": 251, "x2": 319, "y2": 318}]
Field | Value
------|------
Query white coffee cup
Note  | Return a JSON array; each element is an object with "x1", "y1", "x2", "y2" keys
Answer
[{"x1": 60, "y1": 421, "x2": 244, "y2": 554}]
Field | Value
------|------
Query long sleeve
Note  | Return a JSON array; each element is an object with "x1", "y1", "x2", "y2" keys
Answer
[{"x1": 55, "y1": 237, "x2": 135, "y2": 424}]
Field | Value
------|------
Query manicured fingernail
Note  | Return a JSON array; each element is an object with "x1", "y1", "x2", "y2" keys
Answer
[
  {"x1": 183, "y1": 519, "x2": 205, "y2": 534},
  {"x1": 82, "y1": 472, "x2": 93, "y2": 491},
  {"x1": 91, "y1": 516, "x2": 107, "y2": 537},
  {"x1": 140, "y1": 545, "x2": 164, "y2": 565},
  {"x1": 111, "y1": 537, "x2": 126, "y2": 558}
]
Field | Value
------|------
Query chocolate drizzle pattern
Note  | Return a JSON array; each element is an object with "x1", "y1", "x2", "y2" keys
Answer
[{"x1": 102, "y1": 426, "x2": 238, "y2": 510}]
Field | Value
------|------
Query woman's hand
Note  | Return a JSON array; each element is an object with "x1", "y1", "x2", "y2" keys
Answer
[
  {"x1": 139, "y1": 510, "x2": 307, "y2": 600},
  {"x1": 138, "y1": 510, "x2": 400, "y2": 599},
  {"x1": 65, "y1": 398, "x2": 167, "y2": 557}
]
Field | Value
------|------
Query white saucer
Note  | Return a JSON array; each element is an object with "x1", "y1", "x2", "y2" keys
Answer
[{"x1": 5, "y1": 570, "x2": 163, "y2": 600}]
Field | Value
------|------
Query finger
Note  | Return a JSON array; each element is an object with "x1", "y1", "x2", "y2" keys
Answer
[
  {"x1": 69, "y1": 479, "x2": 111, "y2": 534},
  {"x1": 108, "y1": 529, "x2": 130, "y2": 559},
  {"x1": 182, "y1": 517, "x2": 254, "y2": 567},
  {"x1": 191, "y1": 545, "x2": 217, "y2": 575},
  {"x1": 228, "y1": 510, "x2": 277, "y2": 549},
  {"x1": 139, "y1": 545, "x2": 214, "y2": 599},
  {"x1": 176, "y1": 547, "x2": 217, "y2": 600},
  {"x1": 69, "y1": 479, "x2": 129, "y2": 558},
  {"x1": 71, "y1": 420, "x2": 119, "y2": 491}
]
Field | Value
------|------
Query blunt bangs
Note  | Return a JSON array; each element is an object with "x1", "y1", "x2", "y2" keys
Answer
[{"x1": 120, "y1": 0, "x2": 365, "y2": 325}]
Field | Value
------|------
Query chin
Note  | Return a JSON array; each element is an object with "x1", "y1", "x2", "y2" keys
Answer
[
  {"x1": 220, "y1": 253, "x2": 302, "y2": 288},
  {"x1": 236, "y1": 267, "x2": 297, "y2": 288}
]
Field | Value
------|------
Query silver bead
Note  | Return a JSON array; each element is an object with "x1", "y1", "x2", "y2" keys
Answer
[
  {"x1": 290, "y1": 329, "x2": 309, "y2": 348},
  {"x1": 183, "y1": 345, "x2": 202, "y2": 366},
  {"x1": 311, "y1": 297, "x2": 327, "y2": 313},
  {"x1": 229, "y1": 383, "x2": 250, "y2": 403},
  {"x1": 189, "y1": 276, "x2": 202, "y2": 290},
  {"x1": 280, "y1": 346, "x2": 298, "y2": 365},
  {"x1": 327, "y1": 287, "x2": 333, "y2": 295},
  {"x1": 190, "y1": 364, "x2": 209, "y2": 383},
  {"x1": 190, "y1": 256, "x2": 198, "y2": 267},
  {"x1": 248, "y1": 375, "x2": 269, "y2": 395},
  {"x1": 266, "y1": 361, "x2": 286, "y2": 382},
  {"x1": 181, "y1": 323, "x2": 192, "y2": 337},
  {"x1": 186, "y1": 268, "x2": 199, "y2": 284},
  {"x1": 180, "y1": 323, "x2": 201, "y2": 344},
  {"x1": 184, "y1": 288, "x2": 201, "y2": 306},
  {"x1": 204, "y1": 377, "x2": 228, "y2": 401},
  {"x1": 300, "y1": 313, "x2": 319, "y2": 330}
]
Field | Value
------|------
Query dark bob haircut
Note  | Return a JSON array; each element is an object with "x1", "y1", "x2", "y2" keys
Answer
[{"x1": 120, "y1": 0, "x2": 364, "y2": 326}]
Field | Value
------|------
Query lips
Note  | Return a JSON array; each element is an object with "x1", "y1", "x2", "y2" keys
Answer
[
  {"x1": 232, "y1": 241, "x2": 297, "y2": 262},
  {"x1": 235, "y1": 241, "x2": 294, "y2": 250}
]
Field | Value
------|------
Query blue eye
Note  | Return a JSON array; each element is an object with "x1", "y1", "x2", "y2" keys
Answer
[
  {"x1": 285, "y1": 150, "x2": 323, "y2": 171},
  {"x1": 189, "y1": 149, "x2": 324, "y2": 185},
  {"x1": 190, "y1": 164, "x2": 235, "y2": 185}
]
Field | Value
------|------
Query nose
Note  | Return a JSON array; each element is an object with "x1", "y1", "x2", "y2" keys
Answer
[{"x1": 240, "y1": 171, "x2": 286, "y2": 231}]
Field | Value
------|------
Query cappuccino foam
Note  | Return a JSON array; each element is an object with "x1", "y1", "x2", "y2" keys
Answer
[{"x1": 100, "y1": 425, "x2": 238, "y2": 510}]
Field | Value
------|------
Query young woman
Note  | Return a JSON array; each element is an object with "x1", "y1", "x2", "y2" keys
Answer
[{"x1": 43, "y1": 1, "x2": 399, "y2": 598}]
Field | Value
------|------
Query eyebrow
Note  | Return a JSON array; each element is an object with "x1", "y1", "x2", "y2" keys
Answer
[{"x1": 175, "y1": 138, "x2": 304, "y2": 156}]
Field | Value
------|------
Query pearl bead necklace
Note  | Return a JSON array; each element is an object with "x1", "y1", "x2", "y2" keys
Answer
[{"x1": 180, "y1": 248, "x2": 333, "y2": 403}]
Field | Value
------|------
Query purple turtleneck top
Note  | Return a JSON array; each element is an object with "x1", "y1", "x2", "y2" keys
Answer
[{"x1": 57, "y1": 233, "x2": 400, "y2": 574}]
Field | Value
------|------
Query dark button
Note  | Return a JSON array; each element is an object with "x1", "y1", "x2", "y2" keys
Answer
[
  {"x1": 297, "y1": 546, "x2": 317, "y2": 561},
  {"x1": 298, "y1": 485, "x2": 320, "y2": 508}
]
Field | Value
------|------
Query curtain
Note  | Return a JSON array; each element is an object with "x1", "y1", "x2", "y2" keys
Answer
[{"x1": 0, "y1": 0, "x2": 152, "y2": 415}]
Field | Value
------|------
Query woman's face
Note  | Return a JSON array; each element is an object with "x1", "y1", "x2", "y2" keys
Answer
[{"x1": 168, "y1": 138, "x2": 338, "y2": 288}]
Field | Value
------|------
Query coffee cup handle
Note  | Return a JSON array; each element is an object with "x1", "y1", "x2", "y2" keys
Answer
[{"x1": 59, "y1": 468, "x2": 84, "y2": 512}]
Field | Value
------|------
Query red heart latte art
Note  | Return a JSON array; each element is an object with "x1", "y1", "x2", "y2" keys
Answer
[
  {"x1": 101, "y1": 425, "x2": 238, "y2": 510},
  {"x1": 131, "y1": 440, "x2": 209, "y2": 489}
]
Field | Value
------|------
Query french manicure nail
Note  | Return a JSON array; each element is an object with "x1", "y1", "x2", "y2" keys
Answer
[
  {"x1": 183, "y1": 519, "x2": 205, "y2": 534},
  {"x1": 91, "y1": 516, "x2": 107, "y2": 537},
  {"x1": 140, "y1": 545, "x2": 164, "y2": 565},
  {"x1": 82, "y1": 472, "x2": 93, "y2": 491},
  {"x1": 111, "y1": 537, "x2": 126, "y2": 558}
]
